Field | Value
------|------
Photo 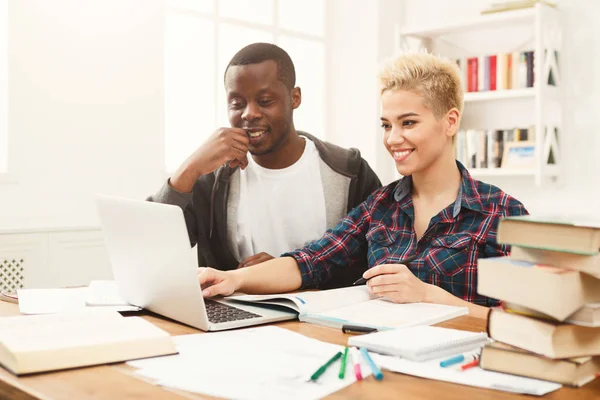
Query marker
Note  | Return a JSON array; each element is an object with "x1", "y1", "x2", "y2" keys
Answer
[
  {"x1": 338, "y1": 347, "x2": 349, "y2": 379},
  {"x1": 440, "y1": 354, "x2": 477, "y2": 368},
  {"x1": 349, "y1": 347, "x2": 363, "y2": 381},
  {"x1": 360, "y1": 347, "x2": 383, "y2": 381},
  {"x1": 460, "y1": 359, "x2": 480, "y2": 371},
  {"x1": 353, "y1": 254, "x2": 418, "y2": 285},
  {"x1": 342, "y1": 324, "x2": 378, "y2": 334},
  {"x1": 310, "y1": 351, "x2": 342, "y2": 382}
]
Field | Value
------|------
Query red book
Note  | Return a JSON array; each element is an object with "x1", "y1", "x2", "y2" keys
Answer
[
  {"x1": 469, "y1": 57, "x2": 478, "y2": 92},
  {"x1": 489, "y1": 55, "x2": 497, "y2": 91},
  {"x1": 467, "y1": 58, "x2": 473, "y2": 92}
]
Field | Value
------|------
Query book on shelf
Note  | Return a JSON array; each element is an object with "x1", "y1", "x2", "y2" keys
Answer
[
  {"x1": 511, "y1": 246, "x2": 600, "y2": 279},
  {"x1": 0, "y1": 312, "x2": 176, "y2": 375},
  {"x1": 502, "y1": 301, "x2": 600, "y2": 328},
  {"x1": 477, "y1": 256, "x2": 600, "y2": 321},
  {"x1": 457, "y1": 51, "x2": 538, "y2": 93},
  {"x1": 455, "y1": 126, "x2": 535, "y2": 170},
  {"x1": 487, "y1": 309, "x2": 600, "y2": 359},
  {"x1": 497, "y1": 215, "x2": 600, "y2": 255},
  {"x1": 480, "y1": 342, "x2": 600, "y2": 387}
]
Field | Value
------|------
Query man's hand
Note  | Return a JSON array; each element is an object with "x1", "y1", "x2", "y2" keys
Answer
[
  {"x1": 362, "y1": 264, "x2": 431, "y2": 304},
  {"x1": 237, "y1": 252, "x2": 274, "y2": 269},
  {"x1": 171, "y1": 128, "x2": 249, "y2": 192},
  {"x1": 197, "y1": 267, "x2": 240, "y2": 297}
]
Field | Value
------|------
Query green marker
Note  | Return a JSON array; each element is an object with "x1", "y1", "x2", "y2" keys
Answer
[
  {"x1": 310, "y1": 351, "x2": 343, "y2": 382},
  {"x1": 338, "y1": 347, "x2": 349, "y2": 379}
]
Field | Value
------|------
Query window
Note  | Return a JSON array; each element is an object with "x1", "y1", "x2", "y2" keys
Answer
[
  {"x1": 0, "y1": 0, "x2": 7, "y2": 174},
  {"x1": 164, "y1": 0, "x2": 326, "y2": 172}
]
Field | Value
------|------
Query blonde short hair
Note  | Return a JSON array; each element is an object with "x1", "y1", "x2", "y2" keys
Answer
[{"x1": 378, "y1": 52, "x2": 464, "y2": 119}]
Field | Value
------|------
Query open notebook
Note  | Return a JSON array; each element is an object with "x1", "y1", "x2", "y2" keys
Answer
[
  {"x1": 348, "y1": 325, "x2": 489, "y2": 361},
  {"x1": 229, "y1": 286, "x2": 467, "y2": 330}
]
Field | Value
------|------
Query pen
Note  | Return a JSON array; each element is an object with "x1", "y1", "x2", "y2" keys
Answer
[
  {"x1": 360, "y1": 347, "x2": 383, "y2": 381},
  {"x1": 310, "y1": 351, "x2": 342, "y2": 381},
  {"x1": 349, "y1": 347, "x2": 363, "y2": 381},
  {"x1": 342, "y1": 324, "x2": 378, "y2": 334},
  {"x1": 459, "y1": 359, "x2": 480, "y2": 371},
  {"x1": 338, "y1": 347, "x2": 349, "y2": 379},
  {"x1": 353, "y1": 254, "x2": 418, "y2": 285}
]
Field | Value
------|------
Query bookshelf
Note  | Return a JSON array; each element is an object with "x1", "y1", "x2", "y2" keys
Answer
[
  {"x1": 464, "y1": 88, "x2": 535, "y2": 103},
  {"x1": 397, "y1": 3, "x2": 562, "y2": 185}
]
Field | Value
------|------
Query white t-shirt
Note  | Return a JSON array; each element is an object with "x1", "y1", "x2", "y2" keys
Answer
[{"x1": 237, "y1": 139, "x2": 327, "y2": 260}]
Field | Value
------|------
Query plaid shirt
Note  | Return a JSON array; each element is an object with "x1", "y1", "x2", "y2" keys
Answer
[{"x1": 283, "y1": 162, "x2": 528, "y2": 307}]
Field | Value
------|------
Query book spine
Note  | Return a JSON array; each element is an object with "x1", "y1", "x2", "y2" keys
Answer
[
  {"x1": 511, "y1": 52, "x2": 519, "y2": 90},
  {"x1": 467, "y1": 58, "x2": 472, "y2": 92},
  {"x1": 486, "y1": 130, "x2": 494, "y2": 168},
  {"x1": 489, "y1": 55, "x2": 497, "y2": 91},
  {"x1": 519, "y1": 52, "x2": 527, "y2": 88},
  {"x1": 526, "y1": 51, "x2": 534, "y2": 87},
  {"x1": 484, "y1": 56, "x2": 490, "y2": 91},
  {"x1": 478, "y1": 55, "x2": 485, "y2": 92}
]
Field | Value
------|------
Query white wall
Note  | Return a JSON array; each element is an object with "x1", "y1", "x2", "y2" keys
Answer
[
  {"x1": 2, "y1": 0, "x2": 599, "y2": 228},
  {"x1": 329, "y1": 0, "x2": 600, "y2": 217},
  {"x1": 1, "y1": 0, "x2": 165, "y2": 227},
  {"x1": 327, "y1": 0, "x2": 403, "y2": 185}
]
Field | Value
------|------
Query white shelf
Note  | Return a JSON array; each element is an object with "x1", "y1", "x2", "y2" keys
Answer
[
  {"x1": 401, "y1": 8, "x2": 535, "y2": 38},
  {"x1": 464, "y1": 88, "x2": 535, "y2": 102},
  {"x1": 468, "y1": 168, "x2": 536, "y2": 177}
]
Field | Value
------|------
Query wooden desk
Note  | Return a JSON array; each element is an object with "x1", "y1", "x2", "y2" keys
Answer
[{"x1": 0, "y1": 302, "x2": 598, "y2": 400}]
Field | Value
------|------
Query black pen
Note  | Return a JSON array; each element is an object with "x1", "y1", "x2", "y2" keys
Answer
[
  {"x1": 353, "y1": 254, "x2": 419, "y2": 286},
  {"x1": 342, "y1": 324, "x2": 378, "y2": 334}
]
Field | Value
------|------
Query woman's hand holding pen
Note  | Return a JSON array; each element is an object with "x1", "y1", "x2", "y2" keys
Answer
[{"x1": 362, "y1": 263, "x2": 432, "y2": 304}]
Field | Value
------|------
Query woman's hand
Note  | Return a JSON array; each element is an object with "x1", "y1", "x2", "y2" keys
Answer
[{"x1": 362, "y1": 263, "x2": 431, "y2": 303}]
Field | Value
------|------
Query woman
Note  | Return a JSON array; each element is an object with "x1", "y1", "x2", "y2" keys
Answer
[{"x1": 197, "y1": 52, "x2": 528, "y2": 318}]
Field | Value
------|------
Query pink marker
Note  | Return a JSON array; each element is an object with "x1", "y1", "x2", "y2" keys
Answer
[{"x1": 350, "y1": 347, "x2": 363, "y2": 381}]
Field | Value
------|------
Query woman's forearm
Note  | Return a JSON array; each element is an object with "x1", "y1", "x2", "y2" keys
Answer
[
  {"x1": 232, "y1": 256, "x2": 303, "y2": 294},
  {"x1": 424, "y1": 284, "x2": 490, "y2": 319}
]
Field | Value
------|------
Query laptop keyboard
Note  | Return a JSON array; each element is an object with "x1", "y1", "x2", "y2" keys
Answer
[{"x1": 205, "y1": 300, "x2": 262, "y2": 324}]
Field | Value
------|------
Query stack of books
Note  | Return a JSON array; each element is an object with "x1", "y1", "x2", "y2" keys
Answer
[
  {"x1": 455, "y1": 126, "x2": 535, "y2": 169},
  {"x1": 456, "y1": 51, "x2": 536, "y2": 93},
  {"x1": 477, "y1": 215, "x2": 600, "y2": 386}
]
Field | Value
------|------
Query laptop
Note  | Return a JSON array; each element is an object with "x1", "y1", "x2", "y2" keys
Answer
[{"x1": 96, "y1": 194, "x2": 297, "y2": 331}]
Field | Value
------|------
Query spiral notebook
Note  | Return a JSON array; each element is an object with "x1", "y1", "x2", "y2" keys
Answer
[{"x1": 348, "y1": 325, "x2": 490, "y2": 362}]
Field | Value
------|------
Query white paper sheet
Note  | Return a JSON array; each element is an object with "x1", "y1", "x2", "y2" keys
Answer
[
  {"x1": 17, "y1": 287, "x2": 140, "y2": 314},
  {"x1": 374, "y1": 352, "x2": 562, "y2": 396},
  {"x1": 128, "y1": 326, "x2": 373, "y2": 400},
  {"x1": 86, "y1": 280, "x2": 131, "y2": 306}
]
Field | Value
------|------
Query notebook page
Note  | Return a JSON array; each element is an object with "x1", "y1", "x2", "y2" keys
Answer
[
  {"x1": 312, "y1": 299, "x2": 467, "y2": 329},
  {"x1": 231, "y1": 285, "x2": 373, "y2": 314}
]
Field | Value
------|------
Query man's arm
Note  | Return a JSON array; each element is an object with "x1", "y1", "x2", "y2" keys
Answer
[
  {"x1": 148, "y1": 127, "x2": 250, "y2": 247},
  {"x1": 171, "y1": 127, "x2": 249, "y2": 193}
]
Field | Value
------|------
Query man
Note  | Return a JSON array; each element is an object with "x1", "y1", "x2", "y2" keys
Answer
[{"x1": 149, "y1": 43, "x2": 380, "y2": 288}]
